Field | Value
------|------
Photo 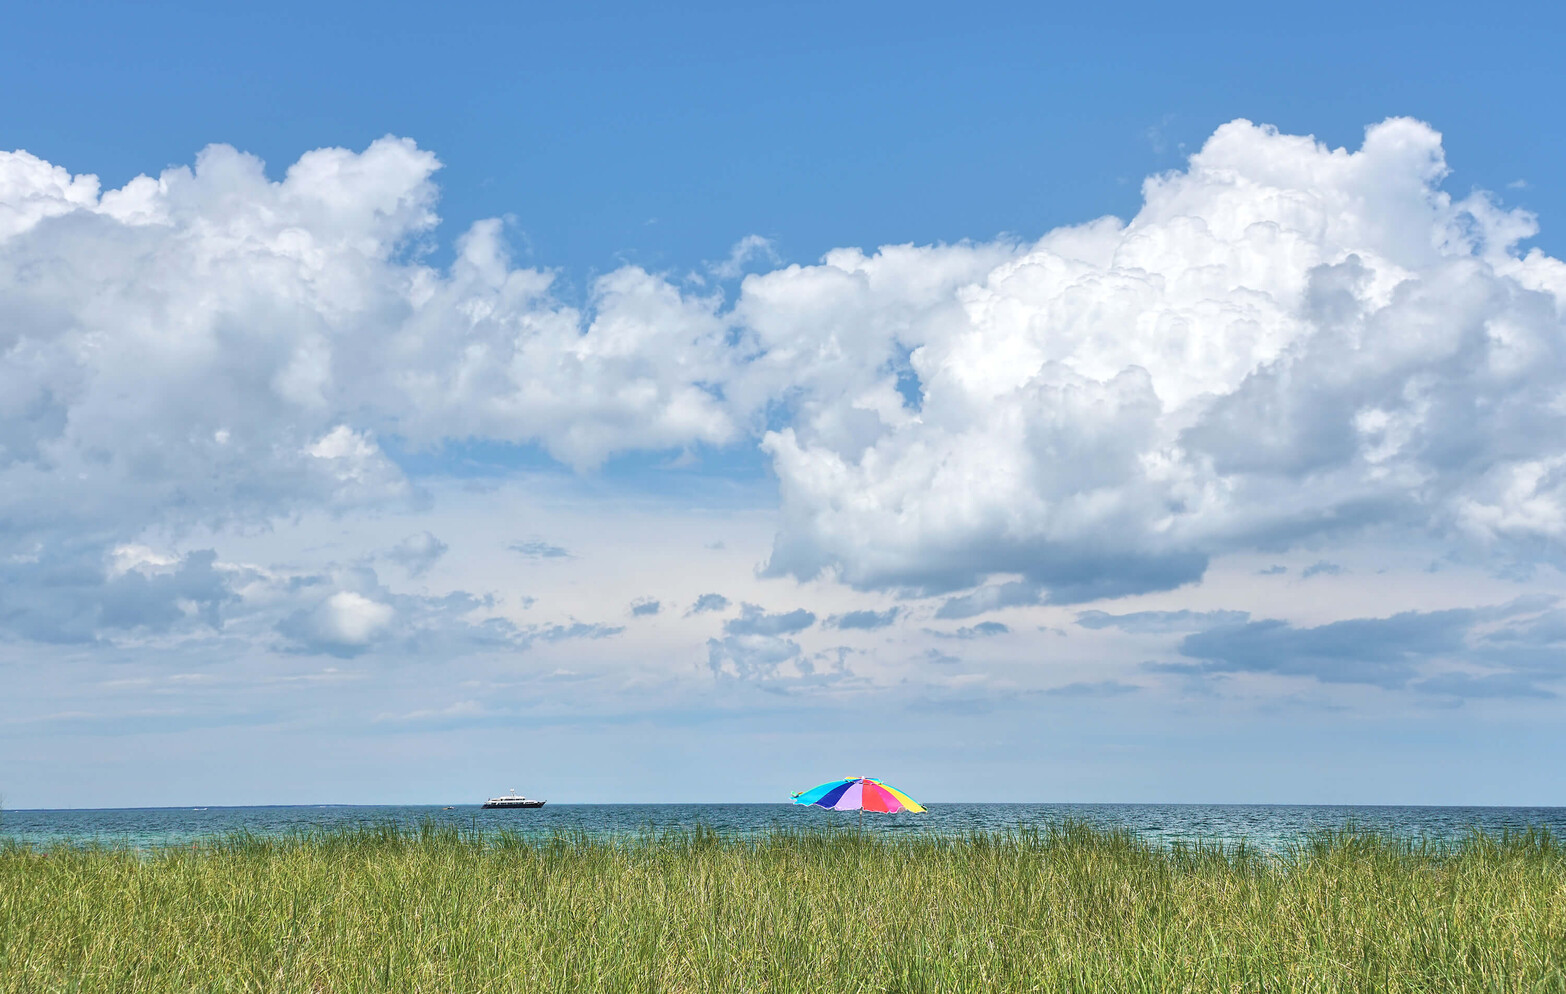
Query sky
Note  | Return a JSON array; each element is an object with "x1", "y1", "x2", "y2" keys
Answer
[{"x1": 4, "y1": 1, "x2": 1566, "y2": 808}]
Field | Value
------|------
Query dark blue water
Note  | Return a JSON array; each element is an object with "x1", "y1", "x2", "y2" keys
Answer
[{"x1": 5, "y1": 803, "x2": 1565, "y2": 852}]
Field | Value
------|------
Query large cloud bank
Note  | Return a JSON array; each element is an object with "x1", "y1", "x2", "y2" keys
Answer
[
  {"x1": 756, "y1": 120, "x2": 1566, "y2": 601},
  {"x1": 2, "y1": 117, "x2": 1565, "y2": 644}
]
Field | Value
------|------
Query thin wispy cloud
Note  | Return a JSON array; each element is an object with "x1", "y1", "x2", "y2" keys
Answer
[
  {"x1": 708, "y1": 234, "x2": 780, "y2": 280},
  {"x1": 928, "y1": 622, "x2": 1010, "y2": 640},
  {"x1": 1076, "y1": 610, "x2": 1250, "y2": 634},
  {"x1": 1045, "y1": 680, "x2": 1141, "y2": 698},
  {"x1": 511, "y1": 540, "x2": 572, "y2": 560}
]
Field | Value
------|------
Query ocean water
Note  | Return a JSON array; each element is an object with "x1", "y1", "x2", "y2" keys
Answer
[{"x1": 4, "y1": 803, "x2": 1565, "y2": 852}]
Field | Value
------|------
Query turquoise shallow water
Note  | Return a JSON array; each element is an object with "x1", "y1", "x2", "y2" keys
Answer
[{"x1": 5, "y1": 803, "x2": 1565, "y2": 852}]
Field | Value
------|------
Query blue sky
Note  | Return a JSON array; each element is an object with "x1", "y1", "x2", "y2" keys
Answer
[
  {"x1": 3, "y1": 1, "x2": 1566, "y2": 808},
  {"x1": 8, "y1": 1, "x2": 1565, "y2": 277}
]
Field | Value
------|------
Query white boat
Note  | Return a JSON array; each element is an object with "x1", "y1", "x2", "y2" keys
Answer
[{"x1": 483, "y1": 789, "x2": 546, "y2": 809}]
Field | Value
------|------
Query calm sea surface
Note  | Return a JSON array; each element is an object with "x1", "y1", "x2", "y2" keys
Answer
[{"x1": 5, "y1": 803, "x2": 1565, "y2": 852}]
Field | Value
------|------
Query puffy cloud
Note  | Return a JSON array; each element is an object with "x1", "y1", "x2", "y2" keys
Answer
[
  {"x1": 0, "y1": 137, "x2": 734, "y2": 646},
  {"x1": 0, "y1": 134, "x2": 740, "y2": 483},
  {"x1": 751, "y1": 118, "x2": 1566, "y2": 603},
  {"x1": 390, "y1": 231, "x2": 738, "y2": 470},
  {"x1": 687, "y1": 593, "x2": 731, "y2": 615},
  {"x1": 0, "y1": 545, "x2": 239, "y2": 644},
  {"x1": 1301, "y1": 561, "x2": 1344, "y2": 578},
  {"x1": 0, "y1": 149, "x2": 103, "y2": 239},
  {"x1": 271, "y1": 563, "x2": 622, "y2": 658},
  {"x1": 7, "y1": 117, "x2": 1566, "y2": 652},
  {"x1": 386, "y1": 531, "x2": 448, "y2": 576},
  {"x1": 934, "y1": 581, "x2": 1052, "y2": 619},
  {"x1": 705, "y1": 635, "x2": 857, "y2": 687},
  {"x1": 722, "y1": 604, "x2": 816, "y2": 637},
  {"x1": 706, "y1": 634, "x2": 802, "y2": 679},
  {"x1": 704, "y1": 605, "x2": 827, "y2": 681},
  {"x1": 280, "y1": 591, "x2": 396, "y2": 655},
  {"x1": 268, "y1": 565, "x2": 496, "y2": 657},
  {"x1": 826, "y1": 608, "x2": 900, "y2": 630},
  {"x1": 0, "y1": 142, "x2": 428, "y2": 545}
]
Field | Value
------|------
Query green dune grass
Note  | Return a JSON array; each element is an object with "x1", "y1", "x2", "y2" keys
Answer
[{"x1": 2, "y1": 821, "x2": 1564, "y2": 992}]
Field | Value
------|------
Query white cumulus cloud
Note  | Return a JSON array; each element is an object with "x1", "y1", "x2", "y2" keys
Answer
[
  {"x1": 3, "y1": 117, "x2": 1566, "y2": 648},
  {"x1": 750, "y1": 119, "x2": 1566, "y2": 603}
]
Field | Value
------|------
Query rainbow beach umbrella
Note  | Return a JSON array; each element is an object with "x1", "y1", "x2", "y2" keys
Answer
[{"x1": 791, "y1": 777, "x2": 925, "y2": 825}]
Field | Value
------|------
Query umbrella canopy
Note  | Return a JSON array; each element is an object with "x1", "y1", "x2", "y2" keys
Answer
[{"x1": 791, "y1": 777, "x2": 926, "y2": 813}]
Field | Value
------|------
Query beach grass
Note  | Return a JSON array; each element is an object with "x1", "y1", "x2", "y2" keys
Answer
[{"x1": 2, "y1": 821, "x2": 1564, "y2": 992}]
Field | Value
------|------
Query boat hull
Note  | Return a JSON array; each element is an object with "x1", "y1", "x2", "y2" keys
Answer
[{"x1": 482, "y1": 799, "x2": 546, "y2": 809}]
